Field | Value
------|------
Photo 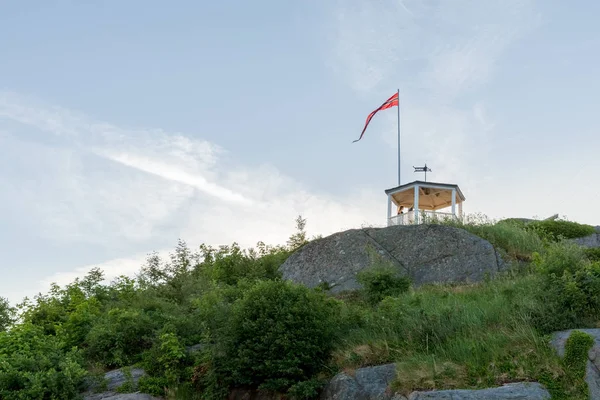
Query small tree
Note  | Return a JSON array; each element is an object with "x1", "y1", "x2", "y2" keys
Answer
[
  {"x1": 0, "y1": 297, "x2": 14, "y2": 332},
  {"x1": 287, "y1": 215, "x2": 308, "y2": 251},
  {"x1": 221, "y1": 280, "x2": 341, "y2": 393}
]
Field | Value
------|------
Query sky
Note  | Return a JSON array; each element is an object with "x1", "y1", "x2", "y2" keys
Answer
[{"x1": 1, "y1": 0, "x2": 600, "y2": 303}]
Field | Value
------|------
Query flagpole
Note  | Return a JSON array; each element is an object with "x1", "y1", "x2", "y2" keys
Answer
[{"x1": 397, "y1": 89, "x2": 401, "y2": 185}]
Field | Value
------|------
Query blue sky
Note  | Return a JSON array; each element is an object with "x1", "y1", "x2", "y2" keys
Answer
[{"x1": 2, "y1": 0, "x2": 600, "y2": 303}]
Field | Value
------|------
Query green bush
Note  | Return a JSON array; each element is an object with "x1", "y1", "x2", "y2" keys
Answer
[
  {"x1": 357, "y1": 266, "x2": 411, "y2": 304},
  {"x1": 584, "y1": 248, "x2": 600, "y2": 262},
  {"x1": 142, "y1": 330, "x2": 191, "y2": 390},
  {"x1": 18, "y1": 269, "x2": 108, "y2": 338},
  {"x1": 529, "y1": 219, "x2": 595, "y2": 241},
  {"x1": 85, "y1": 307, "x2": 157, "y2": 368},
  {"x1": 219, "y1": 280, "x2": 342, "y2": 394},
  {"x1": 190, "y1": 346, "x2": 229, "y2": 400},
  {"x1": 287, "y1": 378, "x2": 326, "y2": 400},
  {"x1": 57, "y1": 297, "x2": 102, "y2": 348},
  {"x1": 563, "y1": 331, "x2": 594, "y2": 379},
  {"x1": 533, "y1": 242, "x2": 587, "y2": 277},
  {"x1": 192, "y1": 242, "x2": 288, "y2": 287},
  {"x1": 531, "y1": 243, "x2": 600, "y2": 333},
  {"x1": 559, "y1": 330, "x2": 595, "y2": 398},
  {"x1": 137, "y1": 375, "x2": 169, "y2": 397},
  {"x1": 534, "y1": 262, "x2": 600, "y2": 333},
  {"x1": 0, "y1": 323, "x2": 87, "y2": 399},
  {"x1": 442, "y1": 215, "x2": 545, "y2": 261}
]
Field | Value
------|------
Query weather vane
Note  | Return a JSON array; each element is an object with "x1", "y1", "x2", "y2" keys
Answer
[{"x1": 413, "y1": 163, "x2": 432, "y2": 182}]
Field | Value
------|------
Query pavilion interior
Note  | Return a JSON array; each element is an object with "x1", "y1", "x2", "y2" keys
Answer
[{"x1": 390, "y1": 186, "x2": 463, "y2": 211}]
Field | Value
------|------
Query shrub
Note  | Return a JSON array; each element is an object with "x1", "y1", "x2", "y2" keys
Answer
[
  {"x1": 491, "y1": 220, "x2": 547, "y2": 259},
  {"x1": 532, "y1": 242, "x2": 587, "y2": 277},
  {"x1": 85, "y1": 307, "x2": 157, "y2": 368},
  {"x1": 535, "y1": 262, "x2": 600, "y2": 333},
  {"x1": 197, "y1": 243, "x2": 286, "y2": 286},
  {"x1": 0, "y1": 323, "x2": 87, "y2": 399},
  {"x1": 190, "y1": 346, "x2": 229, "y2": 400},
  {"x1": 138, "y1": 375, "x2": 169, "y2": 397},
  {"x1": 531, "y1": 243, "x2": 600, "y2": 333},
  {"x1": 558, "y1": 330, "x2": 595, "y2": 399},
  {"x1": 287, "y1": 378, "x2": 326, "y2": 400},
  {"x1": 142, "y1": 331, "x2": 190, "y2": 389},
  {"x1": 563, "y1": 331, "x2": 594, "y2": 379},
  {"x1": 584, "y1": 248, "x2": 600, "y2": 262},
  {"x1": 219, "y1": 280, "x2": 342, "y2": 393},
  {"x1": 442, "y1": 215, "x2": 544, "y2": 261},
  {"x1": 57, "y1": 297, "x2": 102, "y2": 348},
  {"x1": 529, "y1": 219, "x2": 595, "y2": 241},
  {"x1": 357, "y1": 266, "x2": 411, "y2": 304}
]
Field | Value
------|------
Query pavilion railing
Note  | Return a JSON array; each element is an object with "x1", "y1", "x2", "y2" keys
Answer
[{"x1": 388, "y1": 210, "x2": 459, "y2": 226}]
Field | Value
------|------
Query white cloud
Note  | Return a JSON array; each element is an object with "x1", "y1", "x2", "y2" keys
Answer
[
  {"x1": 329, "y1": 0, "x2": 538, "y2": 95},
  {"x1": 97, "y1": 150, "x2": 250, "y2": 205},
  {"x1": 0, "y1": 93, "x2": 384, "y2": 304},
  {"x1": 327, "y1": 0, "x2": 538, "y2": 201}
]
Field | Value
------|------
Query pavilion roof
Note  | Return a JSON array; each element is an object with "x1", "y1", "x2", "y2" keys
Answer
[{"x1": 384, "y1": 180, "x2": 465, "y2": 211}]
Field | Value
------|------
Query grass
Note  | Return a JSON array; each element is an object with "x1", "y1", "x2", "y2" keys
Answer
[
  {"x1": 439, "y1": 213, "x2": 546, "y2": 261},
  {"x1": 332, "y1": 274, "x2": 588, "y2": 399}
]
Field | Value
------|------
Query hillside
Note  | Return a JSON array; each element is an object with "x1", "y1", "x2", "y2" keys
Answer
[{"x1": 1, "y1": 215, "x2": 600, "y2": 399}]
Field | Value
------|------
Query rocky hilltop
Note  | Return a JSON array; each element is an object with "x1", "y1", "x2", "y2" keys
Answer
[
  {"x1": 280, "y1": 224, "x2": 506, "y2": 292},
  {"x1": 6, "y1": 215, "x2": 600, "y2": 400}
]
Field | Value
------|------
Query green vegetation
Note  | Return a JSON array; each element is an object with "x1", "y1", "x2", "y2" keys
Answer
[
  {"x1": 356, "y1": 264, "x2": 411, "y2": 304},
  {"x1": 443, "y1": 213, "x2": 545, "y2": 261},
  {"x1": 559, "y1": 330, "x2": 594, "y2": 399},
  {"x1": 498, "y1": 217, "x2": 596, "y2": 243},
  {"x1": 219, "y1": 280, "x2": 341, "y2": 393},
  {"x1": 1, "y1": 214, "x2": 599, "y2": 399},
  {"x1": 584, "y1": 247, "x2": 600, "y2": 262},
  {"x1": 0, "y1": 297, "x2": 14, "y2": 333},
  {"x1": 530, "y1": 219, "x2": 596, "y2": 241},
  {"x1": 0, "y1": 323, "x2": 87, "y2": 399}
]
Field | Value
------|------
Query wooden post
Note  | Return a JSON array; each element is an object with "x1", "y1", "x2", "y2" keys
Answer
[
  {"x1": 451, "y1": 188, "x2": 456, "y2": 217},
  {"x1": 387, "y1": 194, "x2": 392, "y2": 226},
  {"x1": 414, "y1": 185, "x2": 419, "y2": 224}
]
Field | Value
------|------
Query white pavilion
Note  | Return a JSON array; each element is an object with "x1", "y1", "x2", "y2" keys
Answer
[{"x1": 385, "y1": 180, "x2": 466, "y2": 226}]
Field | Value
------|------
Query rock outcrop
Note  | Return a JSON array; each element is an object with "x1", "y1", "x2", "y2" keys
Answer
[
  {"x1": 186, "y1": 343, "x2": 205, "y2": 354},
  {"x1": 280, "y1": 225, "x2": 505, "y2": 293},
  {"x1": 321, "y1": 364, "x2": 397, "y2": 400},
  {"x1": 83, "y1": 367, "x2": 161, "y2": 400},
  {"x1": 103, "y1": 368, "x2": 147, "y2": 391},
  {"x1": 550, "y1": 328, "x2": 600, "y2": 400},
  {"x1": 84, "y1": 394, "x2": 162, "y2": 400},
  {"x1": 321, "y1": 364, "x2": 550, "y2": 400},
  {"x1": 405, "y1": 383, "x2": 550, "y2": 399},
  {"x1": 572, "y1": 233, "x2": 600, "y2": 248}
]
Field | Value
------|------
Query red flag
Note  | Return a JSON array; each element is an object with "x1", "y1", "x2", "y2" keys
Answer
[{"x1": 353, "y1": 92, "x2": 399, "y2": 142}]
